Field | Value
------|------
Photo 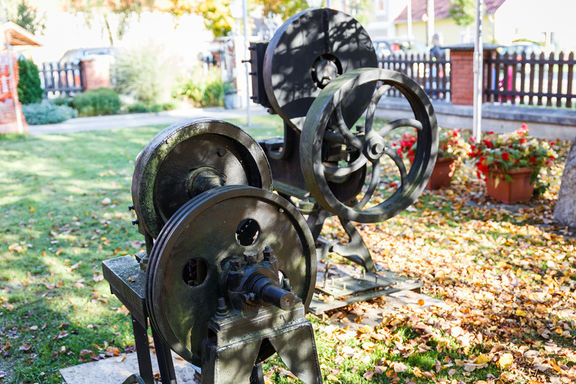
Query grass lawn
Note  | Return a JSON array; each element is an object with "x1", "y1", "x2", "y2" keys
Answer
[{"x1": 0, "y1": 116, "x2": 575, "y2": 384}]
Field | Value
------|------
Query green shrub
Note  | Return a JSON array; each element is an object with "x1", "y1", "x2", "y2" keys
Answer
[
  {"x1": 73, "y1": 88, "x2": 120, "y2": 116},
  {"x1": 126, "y1": 101, "x2": 175, "y2": 113},
  {"x1": 17, "y1": 57, "x2": 43, "y2": 105},
  {"x1": 52, "y1": 95, "x2": 73, "y2": 107},
  {"x1": 175, "y1": 67, "x2": 225, "y2": 107},
  {"x1": 22, "y1": 100, "x2": 77, "y2": 125},
  {"x1": 114, "y1": 45, "x2": 177, "y2": 107}
]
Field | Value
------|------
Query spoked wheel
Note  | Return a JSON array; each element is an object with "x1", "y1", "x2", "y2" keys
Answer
[
  {"x1": 146, "y1": 186, "x2": 316, "y2": 366},
  {"x1": 300, "y1": 68, "x2": 438, "y2": 223},
  {"x1": 131, "y1": 119, "x2": 272, "y2": 238}
]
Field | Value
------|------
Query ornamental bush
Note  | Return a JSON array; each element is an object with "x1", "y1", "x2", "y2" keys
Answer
[
  {"x1": 22, "y1": 100, "x2": 77, "y2": 125},
  {"x1": 17, "y1": 57, "x2": 43, "y2": 105},
  {"x1": 73, "y1": 88, "x2": 120, "y2": 116}
]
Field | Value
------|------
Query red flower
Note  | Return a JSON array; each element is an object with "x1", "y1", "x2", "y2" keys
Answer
[
  {"x1": 529, "y1": 156, "x2": 536, "y2": 164},
  {"x1": 502, "y1": 152, "x2": 510, "y2": 161}
]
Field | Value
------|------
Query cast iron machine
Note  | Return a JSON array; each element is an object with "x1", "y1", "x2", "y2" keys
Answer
[
  {"x1": 103, "y1": 119, "x2": 322, "y2": 383},
  {"x1": 248, "y1": 8, "x2": 438, "y2": 313}
]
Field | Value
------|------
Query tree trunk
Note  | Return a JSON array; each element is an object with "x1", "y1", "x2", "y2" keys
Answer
[{"x1": 554, "y1": 138, "x2": 576, "y2": 227}]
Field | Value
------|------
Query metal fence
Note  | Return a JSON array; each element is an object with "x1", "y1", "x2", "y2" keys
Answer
[
  {"x1": 39, "y1": 62, "x2": 84, "y2": 96},
  {"x1": 379, "y1": 52, "x2": 451, "y2": 102},
  {"x1": 485, "y1": 51, "x2": 575, "y2": 108}
]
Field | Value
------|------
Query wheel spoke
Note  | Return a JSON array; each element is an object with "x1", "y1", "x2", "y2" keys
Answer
[
  {"x1": 385, "y1": 146, "x2": 407, "y2": 192},
  {"x1": 378, "y1": 118, "x2": 424, "y2": 138},
  {"x1": 357, "y1": 161, "x2": 381, "y2": 209},
  {"x1": 364, "y1": 84, "x2": 390, "y2": 134},
  {"x1": 331, "y1": 105, "x2": 364, "y2": 150}
]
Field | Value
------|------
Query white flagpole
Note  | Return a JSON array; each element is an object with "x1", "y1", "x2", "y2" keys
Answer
[{"x1": 473, "y1": 0, "x2": 483, "y2": 142}]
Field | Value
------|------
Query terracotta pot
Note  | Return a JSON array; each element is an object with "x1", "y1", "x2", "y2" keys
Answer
[
  {"x1": 485, "y1": 167, "x2": 534, "y2": 204},
  {"x1": 427, "y1": 157, "x2": 457, "y2": 190}
]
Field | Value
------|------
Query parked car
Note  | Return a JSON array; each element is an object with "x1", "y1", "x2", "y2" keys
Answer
[
  {"x1": 59, "y1": 47, "x2": 116, "y2": 64},
  {"x1": 499, "y1": 43, "x2": 543, "y2": 58},
  {"x1": 373, "y1": 39, "x2": 427, "y2": 57}
]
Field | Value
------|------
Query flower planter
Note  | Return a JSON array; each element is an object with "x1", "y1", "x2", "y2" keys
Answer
[
  {"x1": 485, "y1": 167, "x2": 534, "y2": 204},
  {"x1": 427, "y1": 157, "x2": 457, "y2": 190}
]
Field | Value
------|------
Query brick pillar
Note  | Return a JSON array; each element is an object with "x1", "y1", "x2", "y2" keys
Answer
[
  {"x1": 80, "y1": 58, "x2": 111, "y2": 90},
  {"x1": 0, "y1": 54, "x2": 27, "y2": 134},
  {"x1": 448, "y1": 44, "x2": 499, "y2": 106}
]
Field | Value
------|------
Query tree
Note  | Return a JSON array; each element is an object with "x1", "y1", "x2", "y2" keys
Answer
[
  {"x1": 192, "y1": 0, "x2": 234, "y2": 38},
  {"x1": 17, "y1": 57, "x2": 43, "y2": 105},
  {"x1": 252, "y1": 0, "x2": 308, "y2": 20},
  {"x1": 449, "y1": 0, "x2": 475, "y2": 26},
  {"x1": 68, "y1": 0, "x2": 152, "y2": 45},
  {"x1": 5, "y1": 0, "x2": 46, "y2": 35}
]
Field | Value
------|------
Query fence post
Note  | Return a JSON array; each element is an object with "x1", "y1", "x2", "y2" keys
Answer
[
  {"x1": 445, "y1": 43, "x2": 499, "y2": 106},
  {"x1": 80, "y1": 58, "x2": 111, "y2": 90}
]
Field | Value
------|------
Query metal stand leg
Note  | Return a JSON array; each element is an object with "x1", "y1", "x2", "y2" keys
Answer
[
  {"x1": 269, "y1": 321, "x2": 323, "y2": 384},
  {"x1": 332, "y1": 217, "x2": 375, "y2": 272},
  {"x1": 151, "y1": 327, "x2": 177, "y2": 384},
  {"x1": 131, "y1": 316, "x2": 154, "y2": 384},
  {"x1": 249, "y1": 363, "x2": 264, "y2": 384}
]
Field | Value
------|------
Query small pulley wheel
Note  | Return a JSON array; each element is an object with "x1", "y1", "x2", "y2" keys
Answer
[
  {"x1": 146, "y1": 185, "x2": 316, "y2": 366},
  {"x1": 131, "y1": 119, "x2": 272, "y2": 238},
  {"x1": 263, "y1": 8, "x2": 378, "y2": 131},
  {"x1": 300, "y1": 68, "x2": 438, "y2": 223}
]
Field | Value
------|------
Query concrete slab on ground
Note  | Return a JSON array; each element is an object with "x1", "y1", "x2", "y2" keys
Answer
[
  {"x1": 29, "y1": 106, "x2": 267, "y2": 136},
  {"x1": 60, "y1": 351, "x2": 200, "y2": 384}
]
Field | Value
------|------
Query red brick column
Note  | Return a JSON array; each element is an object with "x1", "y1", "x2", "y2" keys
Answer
[
  {"x1": 0, "y1": 55, "x2": 27, "y2": 134},
  {"x1": 80, "y1": 58, "x2": 111, "y2": 90},
  {"x1": 448, "y1": 44, "x2": 498, "y2": 106}
]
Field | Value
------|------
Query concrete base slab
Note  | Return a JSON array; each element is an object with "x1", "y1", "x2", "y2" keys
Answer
[{"x1": 60, "y1": 351, "x2": 200, "y2": 384}]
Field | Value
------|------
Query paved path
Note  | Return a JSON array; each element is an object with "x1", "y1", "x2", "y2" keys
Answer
[{"x1": 28, "y1": 106, "x2": 268, "y2": 135}]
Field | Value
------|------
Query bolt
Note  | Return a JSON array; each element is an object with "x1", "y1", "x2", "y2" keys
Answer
[
  {"x1": 128, "y1": 205, "x2": 135, "y2": 211},
  {"x1": 263, "y1": 246, "x2": 273, "y2": 260},
  {"x1": 216, "y1": 147, "x2": 226, "y2": 157},
  {"x1": 131, "y1": 220, "x2": 139, "y2": 225},
  {"x1": 243, "y1": 249, "x2": 259, "y2": 264}
]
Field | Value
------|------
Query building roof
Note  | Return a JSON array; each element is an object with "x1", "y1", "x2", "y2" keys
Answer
[
  {"x1": 395, "y1": 0, "x2": 507, "y2": 22},
  {"x1": 0, "y1": 22, "x2": 42, "y2": 46}
]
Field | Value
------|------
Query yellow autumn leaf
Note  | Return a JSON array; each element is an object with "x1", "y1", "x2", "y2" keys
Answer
[
  {"x1": 498, "y1": 353, "x2": 514, "y2": 370},
  {"x1": 473, "y1": 354, "x2": 491, "y2": 364},
  {"x1": 29, "y1": 205, "x2": 35, "y2": 213}
]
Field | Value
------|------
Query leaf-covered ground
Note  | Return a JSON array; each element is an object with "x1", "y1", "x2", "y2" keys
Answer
[
  {"x1": 0, "y1": 120, "x2": 574, "y2": 384},
  {"x1": 287, "y1": 148, "x2": 576, "y2": 384}
]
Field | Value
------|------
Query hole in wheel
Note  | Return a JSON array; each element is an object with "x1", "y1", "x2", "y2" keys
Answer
[
  {"x1": 235, "y1": 218, "x2": 261, "y2": 246},
  {"x1": 311, "y1": 53, "x2": 343, "y2": 89},
  {"x1": 182, "y1": 258, "x2": 208, "y2": 286}
]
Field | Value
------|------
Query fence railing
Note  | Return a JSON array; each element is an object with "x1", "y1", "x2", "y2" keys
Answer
[
  {"x1": 379, "y1": 53, "x2": 451, "y2": 102},
  {"x1": 485, "y1": 51, "x2": 575, "y2": 108},
  {"x1": 40, "y1": 62, "x2": 84, "y2": 96}
]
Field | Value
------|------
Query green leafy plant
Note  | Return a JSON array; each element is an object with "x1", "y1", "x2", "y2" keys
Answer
[
  {"x1": 22, "y1": 100, "x2": 77, "y2": 125},
  {"x1": 17, "y1": 57, "x2": 43, "y2": 105},
  {"x1": 73, "y1": 88, "x2": 120, "y2": 116},
  {"x1": 395, "y1": 128, "x2": 470, "y2": 161},
  {"x1": 175, "y1": 68, "x2": 224, "y2": 107},
  {"x1": 469, "y1": 124, "x2": 558, "y2": 193}
]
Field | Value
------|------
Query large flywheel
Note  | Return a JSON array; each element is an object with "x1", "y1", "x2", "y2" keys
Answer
[
  {"x1": 300, "y1": 68, "x2": 438, "y2": 223},
  {"x1": 146, "y1": 185, "x2": 316, "y2": 366},
  {"x1": 131, "y1": 119, "x2": 272, "y2": 238},
  {"x1": 263, "y1": 8, "x2": 378, "y2": 131}
]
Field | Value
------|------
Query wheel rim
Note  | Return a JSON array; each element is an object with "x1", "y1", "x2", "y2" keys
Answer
[{"x1": 300, "y1": 68, "x2": 438, "y2": 223}]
